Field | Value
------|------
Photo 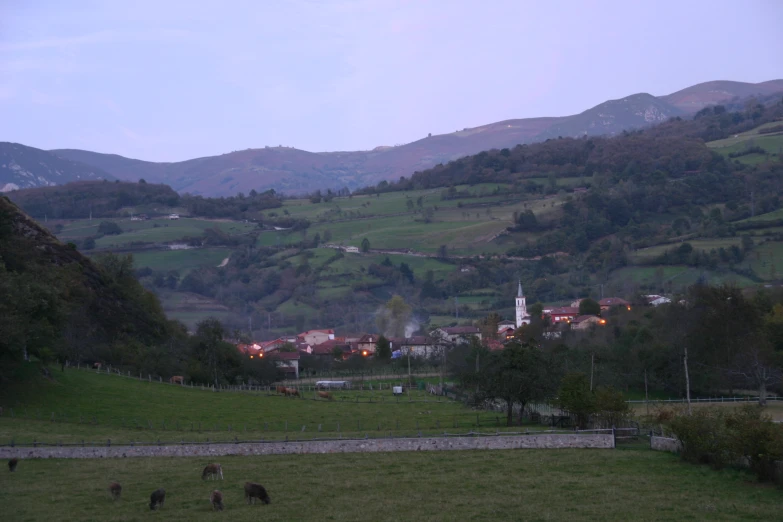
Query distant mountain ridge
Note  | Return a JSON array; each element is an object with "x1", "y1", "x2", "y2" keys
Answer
[
  {"x1": 2, "y1": 79, "x2": 781, "y2": 196},
  {"x1": 0, "y1": 142, "x2": 112, "y2": 192}
]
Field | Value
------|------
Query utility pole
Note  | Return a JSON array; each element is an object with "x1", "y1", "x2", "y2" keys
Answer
[
  {"x1": 683, "y1": 346, "x2": 692, "y2": 415},
  {"x1": 455, "y1": 297, "x2": 459, "y2": 320},
  {"x1": 644, "y1": 368, "x2": 649, "y2": 417},
  {"x1": 590, "y1": 352, "x2": 595, "y2": 391}
]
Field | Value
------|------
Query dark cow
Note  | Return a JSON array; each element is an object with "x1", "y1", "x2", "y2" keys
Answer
[
  {"x1": 210, "y1": 490, "x2": 224, "y2": 511},
  {"x1": 149, "y1": 488, "x2": 166, "y2": 510},
  {"x1": 8, "y1": 458, "x2": 18, "y2": 472},
  {"x1": 109, "y1": 482, "x2": 122, "y2": 500},
  {"x1": 202, "y1": 463, "x2": 223, "y2": 480},
  {"x1": 244, "y1": 482, "x2": 271, "y2": 505}
]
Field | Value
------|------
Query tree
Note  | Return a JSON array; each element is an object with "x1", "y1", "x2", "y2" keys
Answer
[
  {"x1": 406, "y1": 199, "x2": 414, "y2": 212},
  {"x1": 462, "y1": 341, "x2": 553, "y2": 426},
  {"x1": 375, "y1": 335, "x2": 392, "y2": 359},
  {"x1": 399, "y1": 262, "x2": 414, "y2": 284},
  {"x1": 555, "y1": 372, "x2": 596, "y2": 429},
  {"x1": 360, "y1": 237, "x2": 370, "y2": 252},
  {"x1": 98, "y1": 221, "x2": 123, "y2": 235},
  {"x1": 376, "y1": 295, "x2": 412, "y2": 338},
  {"x1": 191, "y1": 318, "x2": 240, "y2": 386},
  {"x1": 579, "y1": 298, "x2": 601, "y2": 316},
  {"x1": 529, "y1": 302, "x2": 544, "y2": 318},
  {"x1": 82, "y1": 236, "x2": 96, "y2": 250}
]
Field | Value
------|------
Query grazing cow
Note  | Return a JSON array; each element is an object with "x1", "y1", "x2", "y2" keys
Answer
[
  {"x1": 276, "y1": 385, "x2": 287, "y2": 394},
  {"x1": 202, "y1": 463, "x2": 223, "y2": 480},
  {"x1": 149, "y1": 488, "x2": 166, "y2": 510},
  {"x1": 169, "y1": 375, "x2": 184, "y2": 385},
  {"x1": 317, "y1": 391, "x2": 333, "y2": 400},
  {"x1": 284, "y1": 387, "x2": 300, "y2": 397},
  {"x1": 210, "y1": 490, "x2": 224, "y2": 511},
  {"x1": 109, "y1": 482, "x2": 122, "y2": 500},
  {"x1": 244, "y1": 482, "x2": 271, "y2": 505},
  {"x1": 93, "y1": 362, "x2": 102, "y2": 370},
  {"x1": 8, "y1": 458, "x2": 18, "y2": 472}
]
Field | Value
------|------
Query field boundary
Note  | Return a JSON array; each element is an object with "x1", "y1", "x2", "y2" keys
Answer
[{"x1": 0, "y1": 433, "x2": 614, "y2": 459}]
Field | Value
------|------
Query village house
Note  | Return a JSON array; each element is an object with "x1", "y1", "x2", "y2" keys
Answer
[
  {"x1": 498, "y1": 325, "x2": 516, "y2": 340},
  {"x1": 344, "y1": 246, "x2": 360, "y2": 253},
  {"x1": 598, "y1": 297, "x2": 631, "y2": 311},
  {"x1": 356, "y1": 334, "x2": 379, "y2": 354},
  {"x1": 571, "y1": 315, "x2": 606, "y2": 330},
  {"x1": 497, "y1": 320, "x2": 516, "y2": 332},
  {"x1": 644, "y1": 295, "x2": 672, "y2": 307},
  {"x1": 430, "y1": 326, "x2": 482, "y2": 345},
  {"x1": 548, "y1": 306, "x2": 580, "y2": 323},
  {"x1": 393, "y1": 336, "x2": 439, "y2": 358},
  {"x1": 311, "y1": 339, "x2": 353, "y2": 359},
  {"x1": 269, "y1": 351, "x2": 300, "y2": 379},
  {"x1": 297, "y1": 329, "x2": 335, "y2": 346}
]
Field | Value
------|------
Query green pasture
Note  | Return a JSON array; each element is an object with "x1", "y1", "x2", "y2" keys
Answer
[
  {"x1": 0, "y1": 365, "x2": 519, "y2": 445},
  {"x1": 707, "y1": 121, "x2": 783, "y2": 149},
  {"x1": 607, "y1": 265, "x2": 757, "y2": 292},
  {"x1": 131, "y1": 248, "x2": 232, "y2": 272},
  {"x1": 630, "y1": 238, "x2": 743, "y2": 263},
  {"x1": 740, "y1": 208, "x2": 783, "y2": 223},
  {"x1": 2, "y1": 449, "x2": 781, "y2": 521}
]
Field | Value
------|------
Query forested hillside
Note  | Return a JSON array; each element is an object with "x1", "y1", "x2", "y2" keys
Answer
[{"x1": 7, "y1": 180, "x2": 283, "y2": 220}]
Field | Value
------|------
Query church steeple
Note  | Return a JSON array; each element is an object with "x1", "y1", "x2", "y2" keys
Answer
[{"x1": 515, "y1": 279, "x2": 531, "y2": 328}]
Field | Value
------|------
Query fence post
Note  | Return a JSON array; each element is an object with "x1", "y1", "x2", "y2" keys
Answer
[{"x1": 612, "y1": 425, "x2": 616, "y2": 449}]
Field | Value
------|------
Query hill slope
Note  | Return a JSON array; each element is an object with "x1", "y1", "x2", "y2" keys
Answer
[
  {"x1": 0, "y1": 142, "x2": 112, "y2": 193},
  {"x1": 35, "y1": 78, "x2": 783, "y2": 196},
  {"x1": 0, "y1": 195, "x2": 171, "y2": 367}
]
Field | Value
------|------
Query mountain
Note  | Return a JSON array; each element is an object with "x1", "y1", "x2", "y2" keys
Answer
[
  {"x1": 0, "y1": 142, "x2": 112, "y2": 193},
  {"x1": 661, "y1": 79, "x2": 783, "y2": 112},
  {"x1": 532, "y1": 93, "x2": 683, "y2": 141},
  {"x1": 35, "y1": 79, "x2": 783, "y2": 196}
]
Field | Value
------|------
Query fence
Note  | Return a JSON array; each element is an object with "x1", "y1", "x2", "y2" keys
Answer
[
  {"x1": 0, "y1": 430, "x2": 617, "y2": 459},
  {"x1": 627, "y1": 396, "x2": 783, "y2": 404}
]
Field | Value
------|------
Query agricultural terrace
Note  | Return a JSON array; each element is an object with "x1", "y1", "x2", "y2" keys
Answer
[{"x1": 1, "y1": 449, "x2": 781, "y2": 521}]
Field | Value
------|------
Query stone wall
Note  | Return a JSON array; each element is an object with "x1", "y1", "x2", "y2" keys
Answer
[
  {"x1": 650, "y1": 435, "x2": 682, "y2": 453},
  {"x1": 0, "y1": 434, "x2": 613, "y2": 460}
]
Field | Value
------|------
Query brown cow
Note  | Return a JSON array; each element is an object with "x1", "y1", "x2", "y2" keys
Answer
[
  {"x1": 244, "y1": 482, "x2": 271, "y2": 504},
  {"x1": 276, "y1": 385, "x2": 287, "y2": 394},
  {"x1": 210, "y1": 490, "x2": 224, "y2": 511},
  {"x1": 149, "y1": 488, "x2": 166, "y2": 510},
  {"x1": 93, "y1": 362, "x2": 102, "y2": 370},
  {"x1": 317, "y1": 391, "x2": 333, "y2": 400},
  {"x1": 8, "y1": 458, "x2": 18, "y2": 472},
  {"x1": 109, "y1": 482, "x2": 122, "y2": 500},
  {"x1": 284, "y1": 387, "x2": 300, "y2": 397},
  {"x1": 169, "y1": 376, "x2": 184, "y2": 385},
  {"x1": 202, "y1": 463, "x2": 223, "y2": 480}
]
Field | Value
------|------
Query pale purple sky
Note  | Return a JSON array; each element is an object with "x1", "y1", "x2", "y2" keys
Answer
[{"x1": 1, "y1": 0, "x2": 781, "y2": 162}]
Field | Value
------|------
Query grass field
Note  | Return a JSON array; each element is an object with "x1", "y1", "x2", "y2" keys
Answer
[
  {"x1": 131, "y1": 248, "x2": 232, "y2": 272},
  {"x1": 0, "y1": 365, "x2": 515, "y2": 445},
  {"x1": 1, "y1": 449, "x2": 781, "y2": 521}
]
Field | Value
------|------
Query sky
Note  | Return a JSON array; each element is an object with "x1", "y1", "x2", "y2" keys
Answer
[{"x1": 1, "y1": 0, "x2": 782, "y2": 162}]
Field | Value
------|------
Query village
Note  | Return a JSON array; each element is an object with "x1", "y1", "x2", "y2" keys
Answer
[{"x1": 236, "y1": 283, "x2": 673, "y2": 380}]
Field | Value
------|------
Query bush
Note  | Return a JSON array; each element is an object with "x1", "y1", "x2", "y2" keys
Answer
[
  {"x1": 725, "y1": 406, "x2": 783, "y2": 482},
  {"x1": 669, "y1": 406, "x2": 783, "y2": 482},
  {"x1": 98, "y1": 221, "x2": 123, "y2": 235},
  {"x1": 670, "y1": 408, "x2": 731, "y2": 468}
]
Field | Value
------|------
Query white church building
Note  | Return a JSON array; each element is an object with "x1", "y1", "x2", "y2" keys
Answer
[{"x1": 515, "y1": 280, "x2": 531, "y2": 328}]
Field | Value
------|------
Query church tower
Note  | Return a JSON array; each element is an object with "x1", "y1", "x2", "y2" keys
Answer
[{"x1": 515, "y1": 280, "x2": 531, "y2": 328}]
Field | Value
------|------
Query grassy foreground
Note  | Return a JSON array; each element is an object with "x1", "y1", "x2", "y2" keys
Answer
[
  {"x1": 1, "y1": 449, "x2": 780, "y2": 521},
  {"x1": 0, "y1": 366, "x2": 518, "y2": 445}
]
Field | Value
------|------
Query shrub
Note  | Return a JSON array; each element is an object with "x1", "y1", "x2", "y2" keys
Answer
[
  {"x1": 593, "y1": 386, "x2": 631, "y2": 428},
  {"x1": 725, "y1": 405, "x2": 783, "y2": 482},
  {"x1": 670, "y1": 408, "x2": 731, "y2": 469}
]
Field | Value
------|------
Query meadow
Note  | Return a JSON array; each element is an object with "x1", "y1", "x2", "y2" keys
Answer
[
  {"x1": 0, "y1": 366, "x2": 521, "y2": 446},
  {"x1": 1, "y1": 449, "x2": 781, "y2": 521}
]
